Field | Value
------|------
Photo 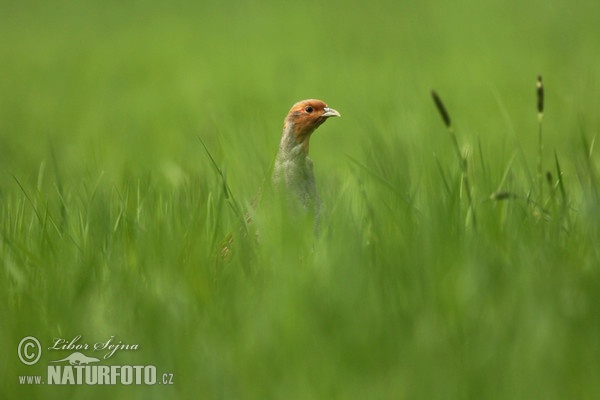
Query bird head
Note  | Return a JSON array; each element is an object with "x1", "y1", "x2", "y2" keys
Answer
[{"x1": 282, "y1": 99, "x2": 341, "y2": 154}]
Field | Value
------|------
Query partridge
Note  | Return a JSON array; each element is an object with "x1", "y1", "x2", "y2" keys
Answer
[{"x1": 272, "y1": 99, "x2": 341, "y2": 224}]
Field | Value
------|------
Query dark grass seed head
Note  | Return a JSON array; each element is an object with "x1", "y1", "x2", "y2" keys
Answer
[
  {"x1": 431, "y1": 90, "x2": 452, "y2": 129},
  {"x1": 536, "y1": 75, "x2": 544, "y2": 115},
  {"x1": 490, "y1": 191, "x2": 518, "y2": 201}
]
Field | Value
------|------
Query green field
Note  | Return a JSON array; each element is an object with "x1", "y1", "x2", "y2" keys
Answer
[{"x1": 2, "y1": 0, "x2": 600, "y2": 399}]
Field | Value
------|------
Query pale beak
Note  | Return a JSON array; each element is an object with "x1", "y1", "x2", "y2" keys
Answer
[{"x1": 322, "y1": 107, "x2": 341, "y2": 118}]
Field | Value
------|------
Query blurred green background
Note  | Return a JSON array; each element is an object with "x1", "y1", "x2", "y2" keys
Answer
[{"x1": 2, "y1": 0, "x2": 600, "y2": 399}]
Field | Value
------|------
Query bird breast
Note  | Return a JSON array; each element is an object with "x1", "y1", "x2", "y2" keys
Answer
[{"x1": 273, "y1": 151, "x2": 319, "y2": 212}]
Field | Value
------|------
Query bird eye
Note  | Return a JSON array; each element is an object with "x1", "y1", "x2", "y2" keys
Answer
[{"x1": 304, "y1": 106, "x2": 314, "y2": 113}]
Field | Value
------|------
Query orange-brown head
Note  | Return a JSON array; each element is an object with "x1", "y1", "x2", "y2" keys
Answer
[{"x1": 282, "y1": 99, "x2": 341, "y2": 154}]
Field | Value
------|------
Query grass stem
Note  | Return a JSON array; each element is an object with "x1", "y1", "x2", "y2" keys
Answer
[
  {"x1": 431, "y1": 90, "x2": 477, "y2": 228},
  {"x1": 536, "y1": 75, "x2": 545, "y2": 202}
]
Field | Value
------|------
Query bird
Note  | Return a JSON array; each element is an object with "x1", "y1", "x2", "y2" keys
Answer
[
  {"x1": 271, "y1": 99, "x2": 341, "y2": 227},
  {"x1": 216, "y1": 99, "x2": 340, "y2": 262}
]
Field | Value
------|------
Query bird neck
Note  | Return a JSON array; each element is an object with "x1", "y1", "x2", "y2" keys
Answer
[{"x1": 279, "y1": 121, "x2": 312, "y2": 158}]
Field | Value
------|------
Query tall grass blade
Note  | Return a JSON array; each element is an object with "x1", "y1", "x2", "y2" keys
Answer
[
  {"x1": 431, "y1": 90, "x2": 477, "y2": 228},
  {"x1": 554, "y1": 151, "x2": 567, "y2": 206},
  {"x1": 197, "y1": 135, "x2": 246, "y2": 230}
]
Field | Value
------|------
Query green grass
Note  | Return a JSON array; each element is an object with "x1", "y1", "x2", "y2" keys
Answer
[{"x1": 2, "y1": 0, "x2": 600, "y2": 399}]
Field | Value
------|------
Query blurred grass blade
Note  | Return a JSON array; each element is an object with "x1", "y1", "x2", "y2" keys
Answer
[
  {"x1": 554, "y1": 151, "x2": 567, "y2": 206},
  {"x1": 12, "y1": 175, "x2": 43, "y2": 224},
  {"x1": 434, "y1": 153, "x2": 452, "y2": 196},
  {"x1": 346, "y1": 154, "x2": 412, "y2": 206},
  {"x1": 197, "y1": 135, "x2": 246, "y2": 227}
]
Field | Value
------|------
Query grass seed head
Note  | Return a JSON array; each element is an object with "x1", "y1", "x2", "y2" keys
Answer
[
  {"x1": 431, "y1": 90, "x2": 452, "y2": 129},
  {"x1": 536, "y1": 75, "x2": 544, "y2": 116},
  {"x1": 490, "y1": 191, "x2": 517, "y2": 201}
]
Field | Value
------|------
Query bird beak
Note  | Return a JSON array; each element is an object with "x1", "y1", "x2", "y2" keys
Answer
[{"x1": 322, "y1": 107, "x2": 341, "y2": 118}]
